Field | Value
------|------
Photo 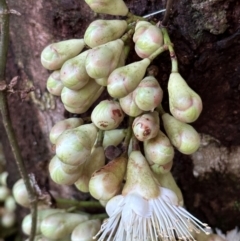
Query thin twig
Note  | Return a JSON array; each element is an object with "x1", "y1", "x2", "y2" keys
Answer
[
  {"x1": 162, "y1": 0, "x2": 174, "y2": 26},
  {"x1": 0, "y1": 1, "x2": 37, "y2": 240}
]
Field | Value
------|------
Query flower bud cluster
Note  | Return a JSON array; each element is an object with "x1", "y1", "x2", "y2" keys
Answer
[
  {"x1": 22, "y1": 207, "x2": 101, "y2": 241},
  {"x1": 39, "y1": 2, "x2": 208, "y2": 240}
]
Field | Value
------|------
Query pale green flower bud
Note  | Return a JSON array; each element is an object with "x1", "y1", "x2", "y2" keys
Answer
[
  {"x1": 168, "y1": 73, "x2": 202, "y2": 123},
  {"x1": 107, "y1": 58, "x2": 151, "y2": 98},
  {"x1": 144, "y1": 130, "x2": 174, "y2": 165},
  {"x1": 22, "y1": 209, "x2": 64, "y2": 235},
  {"x1": 91, "y1": 100, "x2": 124, "y2": 130},
  {"x1": 162, "y1": 113, "x2": 200, "y2": 154},
  {"x1": 75, "y1": 145, "x2": 105, "y2": 192},
  {"x1": 0, "y1": 186, "x2": 10, "y2": 201},
  {"x1": 12, "y1": 179, "x2": 29, "y2": 207},
  {"x1": 1, "y1": 211, "x2": 15, "y2": 228},
  {"x1": 154, "y1": 172, "x2": 184, "y2": 206},
  {"x1": 71, "y1": 219, "x2": 101, "y2": 241},
  {"x1": 85, "y1": 0, "x2": 128, "y2": 16},
  {"x1": 150, "y1": 161, "x2": 173, "y2": 175},
  {"x1": 60, "y1": 50, "x2": 90, "y2": 90},
  {"x1": 4, "y1": 196, "x2": 16, "y2": 212},
  {"x1": 133, "y1": 21, "x2": 164, "y2": 58},
  {"x1": 49, "y1": 118, "x2": 83, "y2": 144},
  {"x1": 133, "y1": 112, "x2": 159, "y2": 141},
  {"x1": 25, "y1": 235, "x2": 71, "y2": 241},
  {"x1": 119, "y1": 92, "x2": 143, "y2": 117},
  {"x1": 49, "y1": 155, "x2": 83, "y2": 185},
  {"x1": 63, "y1": 86, "x2": 104, "y2": 114},
  {"x1": 89, "y1": 155, "x2": 127, "y2": 200},
  {"x1": 95, "y1": 77, "x2": 108, "y2": 86},
  {"x1": 41, "y1": 213, "x2": 89, "y2": 239},
  {"x1": 134, "y1": 76, "x2": 163, "y2": 111},
  {"x1": 61, "y1": 80, "x2": 101, "y2": 108},
  {"x1": 78, "y1": 123, "x2": 99, "y2": 147},
  {"x1": 103, "y1": 129, "x2": 126, "y2": 149},
  {"x1": 41, "y1": 39, "x2": 85, "y2": 70},
  {"x1": 85, "y1": 39, "x2": 124, "y2": 79},
  {"x1": 46, "y1": 70, "x2": 64, "y2": 96},
  {"x1": 84, "y1": 19, "x2": 127, "y2": 48},
  {"x1": 0, "y1": 171, "x2": 8, "y2": 186},
  {"x1": 122, "y1": 151, "x2": 160, "y2": 199},
  {"x1": 55, "y1": 129, "x2": 91, "y2": 166}
]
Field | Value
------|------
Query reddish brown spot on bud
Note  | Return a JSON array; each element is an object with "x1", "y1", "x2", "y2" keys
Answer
[
  {"x1": 143, "y1": 128, "x2": 151, "y2": 136},
  {"x1": 112, "y1": 109, "x2": 122, "y2": 117}
]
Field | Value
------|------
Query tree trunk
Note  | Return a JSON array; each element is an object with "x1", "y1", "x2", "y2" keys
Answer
[{"x1": 1, "y1": 0, "x2": 240, "y2": 236}]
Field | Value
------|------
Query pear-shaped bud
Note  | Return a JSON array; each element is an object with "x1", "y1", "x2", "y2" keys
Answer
[
  {"x1": 107, "y1": 58, "x2": 151, "y2": 98},
  {"x1": 84, "y1": 19, "x2": 127, "y2": 48},
  {"x1": 49, "y1": 155, "x2": 83, "y2": 185},
  {"x1": 40, "y1": 212, "x2": 89, "y2": 239},
  {"x1": 22, "y1": 209, "x2": 64, "y2": 235},
  {"x1": 119, "y1": 91, "x2": 143, "y2": 117},
  {"x1": 168, "y1": 73, "x2": 202, "y2": 123},
  {"x1": 1, "y1": 211, "x2": 16, "y2": 228},
  {"x1": 103, "y1": 129, "x2": 126, "y2": 149},
  {"x1": 12, "y1": 179, "x2": 29, "y2": 207},
  {"x1": 0, "y1": 186, "x2": 10, "y2": 201},
  {"x1": 154, "y1": 172, "x2": 184, "y2": 206},
  {"x1": 60, "y1": 50, "x2": 90, "y2": 90},
  {"x1": 41, "y1": 39, "x2": 85, "y2": 70},
  {"x1": 122, "y1": 151, "x2": 160, "y2": 199},
  {"x1": 85, "y1": 0, "x2": 128, "y2": 16},
  {"x1": 46, "y1": 70, "x2": 64, "y2": 96},
  {"x1": 85, "y1": 39, "x2": 124, "y2": 79},
  {"x1": 63, "y1": 86, "x2": 104, "y2": 114},
  {"x1": 133, "y1": 21, "x2": 164, "y2": 58},
  {"x1": 49, "y1": 118, "x2": 84, "y2": 144},
  {"x1": 71, "y1": 219, "x2": 101, "y2": 241},
  {"x1": 75, "y1": 145, "x2": 105, "y2": 193},
  {"x1": 56, "y1": 124, "x2": 97, "y2": 165},
  {"x1": 89, "y1": 155, "x2": 127, "y2": 200},
  {"x1": 134, "y1": 76, "x2": 163, "y2": 111},
  {"x1": 150, "y1": 161, "x2": 173, "y2": 175},
  {"x1": 162, "y1": 113, "x2": 200, "y2": 154},
  {"x1": 144, "y1": 130, "x2": 174, "y2": 165},
  {"x1": 91, "y1": 100, "x2": 124, "y2": 130},
  {"x1": 61, "y1": 80, "x2": 101, "y2": 108},
  {"x1": 132, "y1": 112, "x2": 160, "y2": 141}
]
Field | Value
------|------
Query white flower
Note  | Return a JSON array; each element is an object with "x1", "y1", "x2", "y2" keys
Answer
[
  {"x1": 216, "y1": 227, "x2": 240, "y2": 241},
  {"x1": 94, "y1": 151, "x2": 211, "y2": 241}
]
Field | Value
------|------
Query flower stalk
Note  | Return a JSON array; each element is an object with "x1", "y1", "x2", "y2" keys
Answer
[{"x1": 0, "y1": 1, "x2": 37, "y2": 240}]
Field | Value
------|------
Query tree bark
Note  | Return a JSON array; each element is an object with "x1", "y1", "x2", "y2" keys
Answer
[{"x1": 0, "y1": 0, "x2": 240, "y2": 234}]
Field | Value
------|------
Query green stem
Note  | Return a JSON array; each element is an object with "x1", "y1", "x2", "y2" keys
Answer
[
  {"x1": 95, "y1": 129, "x2": 104, "y2": 147},
  {"x1": 156, "y1": 104, "x2": 166, "y2": 116},
  {"x1": 126, "y1": 12, "x2": 145, "y2": 24},
  {"x1": 148, "y1": 44, "x2": 169, "y2": 62},
  {"x1": 0, "y1": 2, "x2": 37, "y2": 241},
  {"x1": 56, "y1": 198, "x2": 103, "y2": 209},
  {"x1": 161, "y1": 27, "x2": 178, "y2": 73},
  {"x1": 90, "y1": 213, "x2": 108, "y2": 220}
]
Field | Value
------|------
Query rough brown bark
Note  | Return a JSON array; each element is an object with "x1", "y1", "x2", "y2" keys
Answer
[{"x1": 0, "y1": 0, "x2": 240, "y2": 235}]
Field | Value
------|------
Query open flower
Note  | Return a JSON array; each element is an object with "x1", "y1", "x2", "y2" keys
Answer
[{"x1": 94, "y1": 151, "x2": 210, "y2": 241}]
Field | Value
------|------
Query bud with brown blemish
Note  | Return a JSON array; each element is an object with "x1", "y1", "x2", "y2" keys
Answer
[
  {"x1": 41, "y1": 39, "x2": 85, "y2": 70},
  {"x1": 84, "y1": 19, "x2": 127, "y2": 48},
  {"x1": 132, "y1": 112, "x2": 159, "y2": 141},
  {"x1": 91, "y1": 100, "x2": 124, "y2": 130}
]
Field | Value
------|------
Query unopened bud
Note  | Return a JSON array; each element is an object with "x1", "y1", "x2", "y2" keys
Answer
[{"x1": 46, "y1": 70, "x2": 64, "y2": 96}]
